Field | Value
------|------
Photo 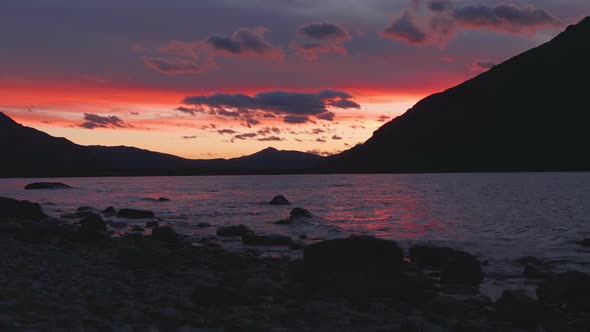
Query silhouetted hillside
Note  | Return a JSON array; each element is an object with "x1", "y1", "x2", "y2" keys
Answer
[
  {"x1": 324, "y1": 17, "x2": 590, "y2": 173},
  {"x1": 0, "y1": 114, "x2": 323, "y2": 177}
]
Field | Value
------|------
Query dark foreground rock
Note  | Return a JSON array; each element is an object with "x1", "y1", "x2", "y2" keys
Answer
[
  {"x1": 242, "y1": 233, "x2": 293, "y2": 246},
  {"x1": 24, "y1": 182, "x2": 72, "y2": 190},
  {"x1": 291, "y1": 207, "x2": 313, "y2": 218},
  {"x1": 151, "y1": 226, "x2": 180, "y2": 243},
  {"x1": 0, "y1": 197, "x2": 46, "y2": 220},
  {"x1": 117, "y1": 208, "x2": 155, "y2": 219},
  {"x1": 76, "y1": 213, "x2": 107, "y2": 241},
  {"x1": 495, "y1": 289, "x2": 543, "y2": 329},
  {"x1": 537, "y1": 271, "x2": 590, "y2": 305},
  {"x1": 304, "y1": 236, "x2": 405, "y2": 297},
  {"x1": 269, "y1": 195, "x2": 290, "y2": 205},
  {"x1": 216, "y1": 224, "x2": 253, "y2": 237},
  {"x1": 440, "y1": 250, "x2": 484, "y2": 286}
]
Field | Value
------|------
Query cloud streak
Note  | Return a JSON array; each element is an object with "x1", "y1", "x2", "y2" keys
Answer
[{"x1": 78, "y1": 113, "x2": 129, "y2": 129}]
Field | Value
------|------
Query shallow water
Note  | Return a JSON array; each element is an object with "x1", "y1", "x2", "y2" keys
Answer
[{"x1": 1, "y1": 173, "x2": 589, "y2": 297}]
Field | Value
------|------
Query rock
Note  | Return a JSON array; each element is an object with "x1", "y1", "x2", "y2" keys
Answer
[
  {"x1": 269, "y1": 195, "x2": 290, "y2": 205},
  {"x1": 145, "y1": 221, "x2": 160, "y2": 228},
  {"x1": 579, "y1": 238, "x2": 590, "y2": 247},
  {"x1": 537, "y1": 271, "x2": 590, "y2": 304},
  {"x1": 0, "y1": 197, "x2": 46, "y2": 220},
  {"x1": 130, "y1": 226, "x2": 144, "y2": 232},
  {"x1": 440, "y1": 250, "x2": 484, "y2": 286},
  {"x1": 303, "y1": 236, "x2": 404, "y2": 297},
  {"x1": 242, "y1": 233, "x2": 293, "y2": 246},
  {"x1": 101, "y1": 206, "x2": 117, "y2": 214},
  {"x1": 216, "y1": 224, "x2": 253, "y2": 237},
  {"x1": 409, "y1": 245, "x2": 456, "y2": 269},
  {"x1": 76, "y1": 206, "x2": 93, "y2": 212},
  {"x1": 290, "y1": 207, "x2": 312, "y2": 219},
  {"x1": 77, "y1": 213, "x2": 107, "y2": 241},
  {"x1": 197, "y1": 222, "x2": 212, "y2": 228},
  {"x1": 495, "y1": 289, "x2": 542, "y2": 328},
  {"x1": 524, "y1": 264, "x2": 553, "y2": 279},
  {"x1": 24, "y1": 182, "x2": 71, "y2": 190},
  {"x1": 157, "y1": 197, "x2": 171, "y2": 202},
  {"x1": 117, "y1": 208, "x2": 155, "y2": 219},
  {"x1": 151, "y1": 226, "x2": 180, "y2": 243},
  {"x1": 110, "y1": 221, "x2": 127, "y2": 230},
  {"x1": 274, "y1": 219, "x2": 292, "y2": 225}
]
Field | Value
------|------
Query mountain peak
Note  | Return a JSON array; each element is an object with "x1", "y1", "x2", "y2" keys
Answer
[{"x1": 0, "y1": 112, "x2": 18, "y2": 126}]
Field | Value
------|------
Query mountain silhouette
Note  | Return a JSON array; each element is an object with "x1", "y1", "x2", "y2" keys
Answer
[
  {"x1": 324, "y1": 17, "x2": 590, "y2": 173},
  {"x1": 0, "y1": 114, "x2": 323, "y2": 177}
]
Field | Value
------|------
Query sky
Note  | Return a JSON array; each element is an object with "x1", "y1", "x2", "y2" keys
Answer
[{"x1": 1, "y1": 0, "x2": 588, "y2": 159}]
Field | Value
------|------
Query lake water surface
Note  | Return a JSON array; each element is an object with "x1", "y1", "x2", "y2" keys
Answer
[{"x1": 1, "y1": 173, "x2": 589, "y2": 296}]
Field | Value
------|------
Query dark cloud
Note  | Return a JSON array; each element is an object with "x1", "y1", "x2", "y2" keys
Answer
[
  {"x1": 284, "y1": 115, "x2": 310, "y2": 124},
  {"x1": 472, "y1": 60, "x2": 497, "y2": 71},
  {"x1": 293, "y1": 22, "x2": 351, "y2": 60},
  {"x1": 175, "y1": 106, "x2": 201, "y2": 115},
  {"x1": 332, "y1": 135, "x2": 343, "y2": 140},
  {"x1": 207, "y1": 27, "x2": 283, "y2": 59},
  {"x1": 183, "y1": 89, "x2": 360, "y2": 123},
  {"x1": 182, "y1": 135, "x2": 198, "y2": 139},
  {"x1": 428, "y1": 0, "x2": 452, "y2": 13},
  {"x1": 217, "y1": 129, "x2": 237, "y2": 135},
  {"x1": 298, "y1": 22, "x2": 349, "y2": 40},
  {"x1": 377, "y1": 115, "x2": 391, "y2": 122},
  {"x1": 78, "y1": 113, "x2": 128, "y2": 129},
  {"x1": 383, "y1": 12, "x2": 427, "y2": 44},
  {"x1": 306, "y1": 149, "x2": 334, "y2": 157},
  {"x1": 257, "y1": 127, "x2": 281, "y2": 135},
  {"x1": 316, "y1": 138, "x2": 327, "y2": 143},
  {"x1": 311, "y1": 128, "x2": 325, "y2": 134},
  {"x1": 452, "y1": 4, "x2": 560, "y2": 31},
  {"x1": 257, "y1": 136, "x2": 283, "y2": 142},
  {"x1": 143, "y1": 56, "x2": 216, "y2": 75},
  {"x1": 218, "y1": 109, "x2": 240, "y2": 117},
  {"x1": 385, "y1": 2, "x2": 561, "y2": 45},
  {"x1": 233, "y1": 133, "x2": 258, "y2": 140}
]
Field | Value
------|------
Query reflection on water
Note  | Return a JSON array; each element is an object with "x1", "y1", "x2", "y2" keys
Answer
[{"x1": 1, "y1": 173, "x2": 590, "y2": 283}]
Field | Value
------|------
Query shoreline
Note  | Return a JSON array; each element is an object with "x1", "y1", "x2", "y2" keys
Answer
[{"x1": 1, "y1": 197, "x2": 589, "y2": 331}]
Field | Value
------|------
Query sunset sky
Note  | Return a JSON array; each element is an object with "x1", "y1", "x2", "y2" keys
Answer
[{"x1": 1, "y1": 0, "x2": 587, "y2": 159}]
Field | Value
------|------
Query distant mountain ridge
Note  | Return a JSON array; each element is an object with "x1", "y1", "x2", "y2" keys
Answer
[
  {"x1": 323, "y1": 16, "x2": 590, "y2": 173},
  {"x1": 0, "y1": 114, "x2": 323, "y2": 177}
]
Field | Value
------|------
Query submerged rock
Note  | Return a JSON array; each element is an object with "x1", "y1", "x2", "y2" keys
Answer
[
  {"x1": 151, "y1": 226, "x2": 180, "y2": 243},
  {"x1": 290, "y1": 207, "x2": 313, "y2": 219},
  {"x1": 77, "y1": 206, "x2": 93, "y2": 212},
  {"x1": 24, "y1": 182, "x2": 71, "y2": 190},
  {"x1": 216, "y1": 224, "x2": 253, "y2": 237},
  {"x1": 197, "y1": 222, "x2": 212, "y2": 228},
  {"x1": 117, "y1": 208, "x2": 155, "y2": 219},
  {"x1": 145, "y1": 221, "x2": 160, "y2": 228},
  {"x1": 0, "y1": 197, "x2": 46, "y2": 220},
  {"x1": 495, "y1": 289, "x2": 542, "y2": 328},
  {"x1": 440, "y1": 250, "x2": 484, "y2": 286},
  {"x1": 303, "y1": 236, "x2": 404, "y2": 296},
  {"x1": 76, "y1": 213, "x2": 107, "y2": 241},
  {"x1": 269, "y1": 195, "x2": 290, "y2": 205},
  {"x1": 537, "y1": 271, "x2": 590, "y2": 304},
  {"x1": 101, "y1": 206, "x2": 117, "y2": 215},
  {"x1": 242, "y1": 233, "x2": 293, "y2": 246},
  {"x1": 409, "y1": 245, "x2": 455, "y2": 269}
]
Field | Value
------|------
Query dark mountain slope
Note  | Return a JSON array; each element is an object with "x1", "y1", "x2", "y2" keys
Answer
[
  {"x1": 324, "y1": 17, "x2": 590, "y2": 173},
  {"x1": 0, "y1": 113, "x2": 323, "y2": 177}
]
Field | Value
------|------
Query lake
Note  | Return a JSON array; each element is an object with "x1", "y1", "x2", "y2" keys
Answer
[{"x1": 1, "y1": 172, "x2": 589, "y2": 296}]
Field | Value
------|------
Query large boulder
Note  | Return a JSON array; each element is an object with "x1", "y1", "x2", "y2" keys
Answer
[
  {"x1": 0, "y1": 197, "x2": 46, "y2": 220},
  {"x1": 269, "y1": 195, "x2": 290, "y2": 205},
  {"x1": 303, "y1": 236, "x2": 404, "y2": 296},
  {"x1": 151, "y1": 226, "x2": 180, "y2": 243},
  {"x1": 216, "y1": 224, "x2": 253, "y2": 237},
  {"x1": 117, "y1": 208, "x2": 155, "y2": 219},
  {"x1": 537, "y1": 271, "x2": 590, "y2": 304},
  {"x1": 242, "y1": 233, "x2": 293, "y2": 246},
  {"x1": 495, "y1": 290, "x2": 543, "y2": 329},
  {"x1": 24, "y1": 182, "x2": 71, "y2": 190},
  {"x1": 440, "y1": 250, "x2": 484, "y2": 286},
  {"x1": 409, "y1": 245, "x2": 456, "y2": 269},
  {"x1": 76, "y1": 213, "x2": 107, "y2": 241},
  {"x1": 290, "y1": 207, "x2": 313, "y2": 219}
]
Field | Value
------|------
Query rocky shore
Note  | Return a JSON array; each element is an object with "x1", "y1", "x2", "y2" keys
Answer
[{"x1": 1, "y1": 196, "x2": 590, "y2": 331}]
